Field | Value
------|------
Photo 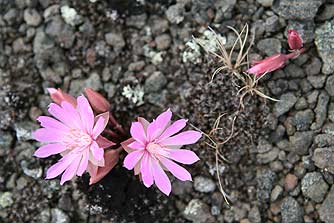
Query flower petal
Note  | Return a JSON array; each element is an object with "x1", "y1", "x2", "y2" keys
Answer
[
  {"x1": 159, "y1": 130, "x2": 202, "y2": 146},
  {"x1": 92, "y1": 112, "x2": 109, "y2": 139},
  {"x1": 33, "y1": 128, "x2": 64, "y2": 143},
  {"x1": 159, "y1": 157, "x2": 192, "y2": 181},
  {"x1": 147, "y1": 109, "x2": 172, "y2": 140},
  {"x1": 140, "y1": 152, "x2": 154, "y2": 187},
  {"x1": 165, "y1": 149, "x2": 200, "y2": 164},
  {"x1": 37, "y1": 116, "x2": 69, "y2": 132},
  {"x1": 77, "y1": 150, "x2": 89, "y2": 176},
  {"x1": 34, "y1": 143, "x2": 66, "y2": 158},
  {"x1": 138, "y1": 117, "x2": 150, "y2": 131},
  {"x1": 90, "y1": 141, "x2": 104, "y2": 161},
  {"x1": 158, "y1": 119, "x2": 187, "y2": 141},
  {"x1": 60, "y1": 155, "x2": 81, "y2": 185},
  {"x1": 151, "y1": 158, "x2": 171, "y2": 196},
  {"x1": 124, "y1": 150, "x2": 144, "y2": 170},
  {"x1": 77, "y1": 95, "x2": 94, "y2": 134},
  {"x1": 46, "y1": 155, "x2": 75, "y2": 179},
  {"x1": 48, "y1": 103, "x2": 80, "y2": 129},
  {"x1": 130, "y1": 122, "x2": 147, "y2": 145}
]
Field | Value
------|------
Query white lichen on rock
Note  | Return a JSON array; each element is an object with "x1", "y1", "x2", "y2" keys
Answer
[
  {"x1": 122, "y1": 85, "x2": 144, "y2": 106},
  {"x1": 60, "y1": 5, "x2": 82, "y2": 26}
]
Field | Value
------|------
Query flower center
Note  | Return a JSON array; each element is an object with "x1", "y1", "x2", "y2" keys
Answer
[
  {"x1": 65, "y1": 129, "x2": 92, "y2": 151},
  {"x1": 146, "y1": 142, "x2": 168, "y2": 158}
]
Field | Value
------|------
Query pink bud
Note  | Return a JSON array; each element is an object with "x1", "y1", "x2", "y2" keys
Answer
[
  {"x1": 288, "y1": 29, "x2": 303, "y2": 50},
  {"x1": 247, "y1": 54, "x2": 288, "y2": 76},
  {"x1": 84, "y1": 88, "x2": 110, "y2": 114},
  {"x1": 88, "y1": 149, "x2": 120, "y2": 185},
  {"x1": 47, "y1": 88, "x2": 77, "y2": 107}
]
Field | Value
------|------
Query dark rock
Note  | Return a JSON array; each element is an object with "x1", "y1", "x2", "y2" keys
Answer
[
  {"x1": 307, "y1": 75, "x2": 327, "y2": 89},
  {"x1": 273, "y1": 0, "x2": 323, "y2": 20},
  {"x1": 271, "y1": 185, "x2": 283, "y2": 202},
  {"x1": 23, "y1": 8, "x2": 42, "y2": 26},
  {"x1": 319, "y1": 186, "x2": 334, "y2": 223},
  {"x1": 265, "y1": 15, "x2": 280, "y2": 33},
  {"x1": 313, "y1": 147, "x2": 334, "y2": 173},
  {"x1": 315, "y1": 134, "x2": 334, "y2": 147},
  {"x1": 256, "y1": 38, "x2": 282, "y2": 56},
  {"x1": 165, "y1": 4, "x2": 185, "y2": 24},
  {"x1": 325, "y1": 75, "x2": 334, "y2": 96},
  {"x1": 45, "y1": 16, "x2": 75, "y2": 49},
  {"x1": 256, "y1": 147, "x2": 279, "y2": 164},
  {"x1": 311, "y1": 91, "x2": 329, "y2": 130},
  {"x1": 273, "y1": 93, "x2": 297, "y2": 117},
  {"x1": 144, "y1": 71, "x2": 167, "y2": 93},
  {"x1": 183, "y1": 199, "x2": 215, "y2": 223},
  {"x1": 304, "y1": 57, "x2": 322, "y2": 76},
  {"x1": 292, "y1": 109, "x2": 314, "y2": 131},
  {"x1": 285, "y1": 64, "x2": 305, "y2": 78},
  {"x1": 0, "y1": 130, "x2": 13, "y2": 157},
  {"x1": 256, "y1": 168, "x2": 276, "y2": 202},
  {"x1": 301, "y1": 172, "x2": 328, "y2": 202},
  {"x1": 105, "y1": 32, "x2": 126, "y2": 51},
  {"x1": 317, "y1": 4, "x2": 334, "y2": 21},
  {"x1": 289, "y1": 131, "x2": 314, "y2": 155},
  {"x1": 281, "y1": 197, "x2": 304, "y2": 223},
  {"x1": 315, "y1": 19, "x2": 334, "y2": 75},
  {"x1": 155, "y1": 34, "x2": 172, "y2": 50}
]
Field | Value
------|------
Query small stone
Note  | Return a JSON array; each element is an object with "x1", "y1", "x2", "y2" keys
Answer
[
  {"x1": 273, "y1": 93, "x2": 297, "y2": 117},
  {"x1": 20, "y1": 160, "x2": 43, "y2": 179},
  {"x1": 256, "y1": 147, "x2": 279, "y2": 164},
  {"x1": 325, "y1": 75, "x2": 334, "y2": 96},
  {"x1": 289, "y1": 131, "x2": 314, "y2": 155},
  {"x1": 313, "y1": 147, "x2": 334, "y2": 173},
  {"x1": 165, "y1": 4, "x2": 185, "y2": 24},
  {"x1": 292, "y1": 109, "x2": 314, "y2": 131},
  {"x1": 51, "y1": 208, "x2": 70, "y2": 223},
  {"x1": 317, "y1": 4, "x2": 334, "y2": 21},
  {"x1": 183, "y1": 199, "x2": 215, "y2": 223},
  {"x1": 281, "y1": 197, "x2": 304, "y2": 223},
  {"x1": 257, "y1": 168, "x2": 276, "y2": 202},
  {"x1": 315, "y1": 19, "x2": 334, "y2": 74},
  {"x1": 271, "y1": 185, "x2": 283, "y2": 202},
  {"x1": 307, "y1": 75, "x2": 327, "y2": 89},
  {"x1": 273, "y1": 0, "x2": 323, "y2": 20},
  {"x1": 301, "y1": 172, "x2": 328, "y2": 202},
  {"x1": 0, "y1": 192, "x2": 13, "y2": 208},
  {"x1": 194, "y1": 176, "x2": 216, "y2": 193},
  {"x1": 285, "y1": 64, "x2": 305, "y2": 78},
  {"x1": 256, "y1": 0, "x2": 274, "y2": 7},
  {"x1": 257, "y1": 38, "x2": 282, "y2": 56},
  {"x1": 144, "y1": 71, "x2": 167, "y2": 93},
  {"x1": 150, "y1": 17, "x2": 169, "y2": 35},
  {"x1": 14, "y1": 121, "x2": 39, "y2": 141},
  {"x1": 248, "y1": 206, "x2": 261, "y2": 223},
  {"x1": 126, "y1": 14, "x2": 147, "y2": 29},
  {"x1": 284, "y1": 174, "x2": 298, "y2": 191},
  {"x1": 265, "y1": 15, "x2": 280, "y2": 33},
  {"x1": 305, "y1": 57, "x2": 322, "y2": 76},
  {"x1": 155, "y1": 34, "x2": 171, "y2": 50},
  {"x1": 45, "y1": 16, "x2": 75, "y2": 49},
  {"x1": 37, "y1": 209, "x2": 51, "y2": 223},
  {"x1": 0, "y1": 130, "x2": 13, "y2": 157},
  {"x1": 319, "y1": 186, "x2": 334, "y2": 223},
  {"x1": 60, "y1": 5, "x2": 82, "y2": 26},
  {"x1": 173, "y1": 181, "x2": 193, "y2": 196},
  {"x1": 311, "y1": 91, "x2": 329, "y2": 130},
  {"x1": 104, "y1": 83, "x2": 116, "y2": 98},
  {"x1": 105, "y1": 32, "x2": 125, "y2": 51},
  {"x1": 128, "y1": 61, "x2": 145, "y2": 72},
  {"x1": 24, "y1": 8, "x2": 42, "y2": 26},
  {"x1": 329, "y1": 102, "x2": 334, "y2": 122}
]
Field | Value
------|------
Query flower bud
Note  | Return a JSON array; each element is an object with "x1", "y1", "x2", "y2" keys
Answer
[
  {"x1": 47, "y1": 88, "x2": 77, "y2": 107},
  {"x1": 84, "y1": 88, "x2": 111, "y2": 114},
  {"x1": 288, "y1": 29, "x2": 303, "y2": 50}
]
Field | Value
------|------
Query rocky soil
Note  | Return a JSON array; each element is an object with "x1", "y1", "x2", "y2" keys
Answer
[{"x1": 1, "y1": 0, "x2": 334, "y2": 222}]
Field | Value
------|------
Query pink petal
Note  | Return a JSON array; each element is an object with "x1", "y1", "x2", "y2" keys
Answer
[
  {"x1": 89, "y1": 149, "x2": 119, "y2": 185},
  {"x1": 159, "y1": 157, "x2": 192, "y2": 181},
  {"x1": 60, "y1": 156, "x2": 81, "y2": 185},
  {"x1": 159, "y1": 130, "x2": 202, "y2": 146},
  {"x1": 48, "y1": 103, "x2": 80, "y2": 129},
  {"x1": 147, "y1": 109, "x2": 172, "y2": 140},
  {"x1": 151, "y1": 158, "x2": 171, "y2": 196},
  {"x1": 37, "y1": 116, "x2": 69, "y2": 132},
  {"x1": 34, "y1": 143, "x2": 66, "y2": 158},
  {"x1": 48, "y1": 88, "x2": 77, "y2": 107},
  {"x1": 90, "y1": 141, "x2": 104, "y2": 161},
  {"x1": 138, "y1": 117, "x2": 150, "y2": 131},
  {"x1": 61, "y1": 101, "x2": 83, "y2": 129},
  {"x1": 124, "y1": 150, "x2": 144, "y2": 170},
  {"x1": 92, "y1": 112, "x2": 109, "y2": 139},
  {"x1": 46, "y1": 155, "x2": 74, "y2": 179},
  {"x1": 33, "y1": 128, "x2": 64, "y2": 143},
  {"x1": 158, "y1": 119, "x2": 187, "y2": 141},
  {"x1": 128, "y1": 141, "x2": 144, "y2": 150},
  {"x1": 77, "y1": 150, "x2": 89, "y2": 176},
  {"x1": 140, "y1": 153, "x2": 154, "y2": 187},
  {"x1": 165, "y1": 149, "x2": 200, "y2": 164},
  {"x1": 77, "y1": 96, "x2": 94, "y2": 134},
  {"x1": 130, "y1": 122, "x2": 147, "y2": 145},
  {"x1": 87, "y1": 161, "x2": 98, "y2": 178},
  {"x1": 121, "y1": 138, "x2": 136, "y2": 153},
  {"x1": 96, "y1": 135, "x2": 115, "y2": 149}
]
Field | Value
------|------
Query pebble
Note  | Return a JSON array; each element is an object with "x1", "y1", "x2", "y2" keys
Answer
[
  {"x1": 105, "y1": 32, "x2": 125, "y2": 51},
  {"x1": 292, "y1": 109, "x2": 314, "y2": 131},
  {"x1": 273, "y1": 0, "x2": 323, "y2": 20},
  {"x1": 319, "y1": 186, "x2": 334, "y2": 223},
  {"x1": 173, "y1": 181, "x2": 193, "y2": 196},
  {"x1": 315, "y1": 19, "x2": 334, "y2": 74},
  {"x1": 325, "y1": 75, "x2": 334, "y2": 96},
  {"x1": 155, "y1": 34, "x2": 172, "y2": 50},
  {"x1": 271, "y1": 185, "x2": 283, "y2": 202},
  {"x1": 166, "y1": 4, "x2": 185, "y2": 24},
  {"x1": 0, "y1": 130, "x2": 13, "y2": 157},
  {"x1": 0, "y1": 192, "x2": 13, "y2": 208},
  {"x1": 284, "y1": 173, "x2": 298, "y2": 191},
  {"x1": 51, "y1": 208, "x2": 70, "y2": 223},
  {"x1": 14, "y1": 121, "x2": 39, "y2": 141},
  {"x1": 144, "y1": 71, "x2": 167, "y2": 93},
  {"x1": 280, "y1": 197, "x2": 304, "y2": 223},
  {"x1": 301, "y1": 172, "x2": 328, "y2": 202},
  {"x1": 256, "y1": 38, "x2": 282, "y2": 56},
  {"x1": 257, "y1": 168, "x2": 276, "y2": 202},
  {"x1": 311, "y1": 91, "x2": 329, "y2": 130},
  {"x1": 24, "y1": 8, "x2": 42, "y2": 26},
  {"x1": 273, "y1": 93, "x2": 297, "y2": 117},
  {"x1": 256, "y1": 147, "x2": 279, "y2": 164},
  {"x1": 304, "y1": 57, "x2": 322, "y2": 76},
  {"x1": 183, "y1": 199, "x2": 215, "y2": 223},
  {"x1": 313, "y1": 147, "x2": 334, "y2": 173},
  {"x1": 256, "y1": 0, "x2": 274, "y2": 7},
  {"x1": 193, "y1": 176, "x2": 216, "y2": 193},
  {"x1": 289, "y1": 131, "x2": 314, "y2": 155}
]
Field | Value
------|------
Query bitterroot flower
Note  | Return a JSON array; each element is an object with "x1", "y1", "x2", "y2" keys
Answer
[
  {"x1": 33, "y1": 95, "x2": 115, "y2": 185},
  {"x1": 288, "y1": 29, "x2": 303, "y2": 51},
  {"x1": 121, "y1": 109, "x2": 201, "y2": 195}
]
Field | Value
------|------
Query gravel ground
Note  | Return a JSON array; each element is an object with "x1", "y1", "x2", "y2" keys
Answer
[{"x1": 1, "y1": 0, "x2": 334, "y2": 222}]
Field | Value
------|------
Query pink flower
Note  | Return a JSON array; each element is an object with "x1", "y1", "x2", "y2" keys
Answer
[
  {"x1": 47, "y1": 88, "x2": 77, "y2": 107},
  {"x1": 288, "y1": 29, "x2": 303, "y2": 51},
  {"x1": 84, "y1": 87, "x2": 111, "y2": 114},
  {"x1": 33, "y1": 95, "x2": 115, "y2": 185},
  {"x1": 247, "y1": 54, "x2": 288, "y2": 77},
  {"x1": 121, "y1": 109, "x2": 201, "y2": 196}
]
